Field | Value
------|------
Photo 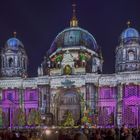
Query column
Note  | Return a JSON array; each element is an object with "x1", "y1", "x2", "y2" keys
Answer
[
  {"x1": 116, "y1": 83, "x2": 123, "y2": 128},
  {"x1": 46, "y1": 85, "x2": 50, "y2": 113},
  {"x1": 37, "y1": 86, "x2": 41, "y2": 112}
]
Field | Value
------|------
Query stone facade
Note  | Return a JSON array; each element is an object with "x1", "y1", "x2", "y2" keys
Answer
[{"x1": 0, "y1": 19, "x2": 140, "y2": 128}]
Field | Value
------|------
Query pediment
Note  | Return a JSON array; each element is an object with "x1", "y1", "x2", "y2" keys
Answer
[{"x1": 62, "y1": 50, "x2": 74, "y2": 64}]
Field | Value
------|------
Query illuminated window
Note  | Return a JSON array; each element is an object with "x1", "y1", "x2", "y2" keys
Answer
[
  {"x1": 29, "y1": 92, "x2": 37, "y2": 101},
  {"x1": 125, "y1": 86, "x2": 137, "y2": 97},
  {"x1": 99, "y1": 88, "x2": 115, "y2": 99},
  {"x1": 7, "y1": 93, "x2": 13, "y2": 101},
  {"x1": 29, "y1": 93, "x2": 34, "y2": 101},
  {"x1": 128, "y1": 51, "x2": 134, "y2": 61},
  {"x1": 104, "y1": 89, "x2": 111, "y2": 99}
]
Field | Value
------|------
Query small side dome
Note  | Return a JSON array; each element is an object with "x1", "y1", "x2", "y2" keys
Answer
[
  {"x1": 6, "y1": 37, "x2": 24, "y2": 50},
  {"x1": 121, "y1": 27, "x2": 139, "y2": 40}
]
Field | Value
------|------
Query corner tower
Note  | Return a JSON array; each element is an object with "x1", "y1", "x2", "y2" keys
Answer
[
  {"x1": 0, "y1": 32, "x2": 28, "y2": 77},
  {"x1": 115, "y1": 22, "x2": 140, "y2": 73}
]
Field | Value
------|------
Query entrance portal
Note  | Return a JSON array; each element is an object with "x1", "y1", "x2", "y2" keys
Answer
[{"x1": 57, "y1": 91, "x2": 80, "y2": 125}]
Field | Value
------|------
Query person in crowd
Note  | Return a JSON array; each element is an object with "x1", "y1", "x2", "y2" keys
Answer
[
  {"x1": 74, "y1": 131, "x2": 87, "y2": 140},
  {"x1": 136, "y1": 130, "x2": 140, "y2": 140},
  {"x1": 93, "y1": 129, "x2": 102, "y2": 140},
  {"x1": 104, "y1": 129, "x2": 116, "y2": 140}
]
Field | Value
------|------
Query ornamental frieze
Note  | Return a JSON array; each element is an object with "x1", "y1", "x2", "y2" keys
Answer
[
  {"x1": 117, "y1": 73, "x2": 140, "y2": 84},
  {"x1": 50, "y1": 76, "x2": 85, "y2": 88}
]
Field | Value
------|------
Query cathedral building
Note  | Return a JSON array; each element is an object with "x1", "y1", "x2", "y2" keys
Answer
[{"x1": 0, "y1": 6, "x2": 140, "y2": 128}]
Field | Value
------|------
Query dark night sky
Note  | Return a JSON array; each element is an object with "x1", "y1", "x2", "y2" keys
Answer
[{"x1": 0, "y1": 0, "x2": 140, "y2": 77}]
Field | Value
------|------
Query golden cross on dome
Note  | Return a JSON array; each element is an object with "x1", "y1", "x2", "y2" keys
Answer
[
  {"x1": 70, "y1": 0, "x2": 78, "y2": 27},
  {"x1": 127, "y1": 21, "x2": 131, "y2": 28},
  {"x1": 13, "y1": 31, "x2": 17, "y2": 37},
  {"x1": 72, "y1": 3, "x2": 76, "y2": 18}
]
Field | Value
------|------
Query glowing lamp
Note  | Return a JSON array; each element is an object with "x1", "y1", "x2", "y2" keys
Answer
[{"x1": 45, "y1": 130, "x2": 51, "y2": 135}]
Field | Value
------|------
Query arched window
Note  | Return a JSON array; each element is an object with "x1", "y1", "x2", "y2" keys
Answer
[
  {"x1": 7, "y1": 93, "x2": 13, "y2": 101},
  {"x1": 8, "y1": 58, "x2": 13, "y2": 67},
  {"x1": 23, "y1": 58, "x2": 26, "y2": 69},
  {"x1": 2, "y1": 57, "x2": 4, "y2": 68},
  {"x1": 128, "y1": 50, "x2": 135, "y2": 61}
]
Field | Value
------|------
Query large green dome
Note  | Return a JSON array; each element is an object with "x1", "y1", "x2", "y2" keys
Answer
[{"x1": 48, "y1": 27, "x2": 99, "y2": 55}]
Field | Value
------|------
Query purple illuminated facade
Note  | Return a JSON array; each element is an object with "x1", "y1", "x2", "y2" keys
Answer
[
  {"x1": 98, "y1": 86, "x2": 117, "y2": 127},
  {"x1": 0, "y1": 13, "x2": 140, "y2": 128},
  {"x1": 0, "y1": 88, "x2": 39, "y2": 127}
]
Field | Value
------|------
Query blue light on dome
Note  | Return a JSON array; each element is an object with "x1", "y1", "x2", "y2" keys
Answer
[
  {"x1": 6, "y1": 38, "x2": 23, "y2": 49},
  {"x1": 121, "y1": 28, "x2": 139, "y2": 40},
  {"x1": 7, "y1": 38, "x2": 19, "y2": 47}
]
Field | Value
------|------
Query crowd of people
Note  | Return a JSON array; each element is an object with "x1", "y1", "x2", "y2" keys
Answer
[{"x1": 0, "y1": 126, "x2": 140, "y2": 140}]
